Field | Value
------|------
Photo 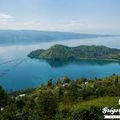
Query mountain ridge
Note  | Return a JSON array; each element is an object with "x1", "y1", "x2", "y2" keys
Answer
[{"x1": 0, "y1": 30, "x2": 116, "y2": 45}]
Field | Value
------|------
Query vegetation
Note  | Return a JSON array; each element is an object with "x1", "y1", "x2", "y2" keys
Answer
[
  {"x1": 0, "y1": 74, "x2": 120, "y2": 120},
  {"x1": 28, "y1": 44, "x2": 120, "y2": 61}
]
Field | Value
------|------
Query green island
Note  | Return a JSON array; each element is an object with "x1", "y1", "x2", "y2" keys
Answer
[
  {"x1": 28, "y1": 44, "x2": 120, "y2": 61},
  {"x1": 0, "y1": 74, "x2": 120, "y2": 120}
]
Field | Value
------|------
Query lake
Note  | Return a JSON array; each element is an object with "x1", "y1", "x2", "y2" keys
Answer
[{"x1": 0, "y1": 36, "x2": 120, "y2": 91}]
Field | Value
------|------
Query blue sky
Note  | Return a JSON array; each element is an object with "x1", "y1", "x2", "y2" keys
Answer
[{"x1": 0, "y1": 0, "x2": 120, "y2": 33}]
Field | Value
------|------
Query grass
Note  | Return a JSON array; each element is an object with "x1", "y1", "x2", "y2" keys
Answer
[{"x1": 59, "y1": 97, "x2": 120, "y2": 111}]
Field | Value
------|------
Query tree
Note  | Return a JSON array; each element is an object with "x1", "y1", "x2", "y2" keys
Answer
[
  {"x1": 47, "y1": 79, "x2": 53, "y2": 88},
  {"x1": 56, "y1": 78, "x2": 62, "y2": 86},
  {"x1": 36, "y1": 91, "x2": 58, "y2": 120},
  {"x1": 68, "y1": 82, "x2": 79, "y2": 102},
  {"x1": 73, "y1": 107, "x2": 103, "y2": 120},
  {"x1": 63, "y1": 76, "x2": 71, "y2": 83},
  {"x1": 56, "y1": 87, "x2": 64, "y2": 101},
  {"x1": 0, "y1": 86, "x2": 8, "y2": 107}
]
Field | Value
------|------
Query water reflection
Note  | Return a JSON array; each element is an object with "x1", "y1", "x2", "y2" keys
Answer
[{"x1": 44, "y1": 59, "x2": 120, "y2": 67}]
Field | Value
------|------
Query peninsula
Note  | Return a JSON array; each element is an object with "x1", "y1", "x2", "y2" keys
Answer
[{"x1": 28, "y1": 44, "x2": 120, "y2": 61}]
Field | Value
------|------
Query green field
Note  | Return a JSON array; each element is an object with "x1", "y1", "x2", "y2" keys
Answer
[{"x1": 59, "y1": 97, "x2": 120, "y2": 111}]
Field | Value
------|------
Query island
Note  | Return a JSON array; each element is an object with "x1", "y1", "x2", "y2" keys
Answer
[{"x1": 28, "y1": 44, "x2": 120, "y2": 61}]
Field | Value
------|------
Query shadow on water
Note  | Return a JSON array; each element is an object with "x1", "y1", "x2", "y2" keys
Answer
[{"x1": 44, "y1": 59, "x2": 120, "y2": 67}]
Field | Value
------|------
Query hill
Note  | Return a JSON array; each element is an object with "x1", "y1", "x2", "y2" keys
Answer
[
  {"x1": 0, "y1": 74, "x2": 120, "y2": 120},
  {"x1": 28, "y1": 44, "x2": 120, "y2": 61},
  {"x1": 0, "y1": 30, "x2": 114, "y2": 45}
]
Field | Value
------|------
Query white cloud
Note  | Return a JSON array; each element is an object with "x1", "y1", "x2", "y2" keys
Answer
[
  {"x1": 0, "y1": 13, "x2": 13, "y2": 22},
  {"x1": 59, "y1": 21, "x2": 84, "y2": 28},
  {"x1": 0, "y1": 18, "x2": 120, "y2": 34},
  {"x1": 0, "y1": 14, "x2": 13, "y2": 19}
]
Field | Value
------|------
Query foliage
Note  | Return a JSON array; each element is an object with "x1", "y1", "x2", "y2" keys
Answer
[
  {"x1": 28, "y1": 44, "x2": 120, "y2": 61},
  {"x1": 0, "y1": 86, "x2": 8, "y2": 108},
  {"x1": 0, "y1": 74, "x2": 120, "y2": 119}
]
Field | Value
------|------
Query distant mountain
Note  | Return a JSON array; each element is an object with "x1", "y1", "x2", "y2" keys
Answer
[
  {"x1": 0, "y1": 30, "x2": 114, "y2": 45},
  {"x1": 28, "y1": 44, "x2": 120, "y2": 61}
]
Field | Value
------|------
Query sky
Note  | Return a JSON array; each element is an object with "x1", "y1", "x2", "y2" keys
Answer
[{"x1": 0, "y1": 0, "x2": 120, "y2": 34}]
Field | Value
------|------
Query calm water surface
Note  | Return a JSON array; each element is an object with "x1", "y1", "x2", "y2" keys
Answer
[{"x1": 0, "y1": 37, "x2": 120, "y2": 91}]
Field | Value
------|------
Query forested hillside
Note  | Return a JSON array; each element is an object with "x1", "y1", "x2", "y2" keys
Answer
[
  {"x1": 0, "y1": 74, "x2": 120, "y2": 120},
  {"x1": 28, "y1": 44, "x2": 120, "y2": 61}
]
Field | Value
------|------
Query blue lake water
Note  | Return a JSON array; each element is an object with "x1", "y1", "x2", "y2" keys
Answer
[{"x1": 0, "y1": 36, "x2": 120, "y2": 91}]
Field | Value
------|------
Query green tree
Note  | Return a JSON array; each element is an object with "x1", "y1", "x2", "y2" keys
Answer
[
  {"x1": 75, "y1": 107, "x2": 103, "y2": 120},
  {"x1": 68, "y1": 82, "x2": 79, "y2": 102},
  {"x1": 63, "y1": 76, "x2": 71, "y2": 83},
  {"x1": 0, "y1": 86, "x2": 8, "y2": 108},
  {"x1": 47, "y1": 79, "x2": 53, "y2": 88},
  {"x1": 36, "y1": 91, "x2": 58, "y2": 120}
]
